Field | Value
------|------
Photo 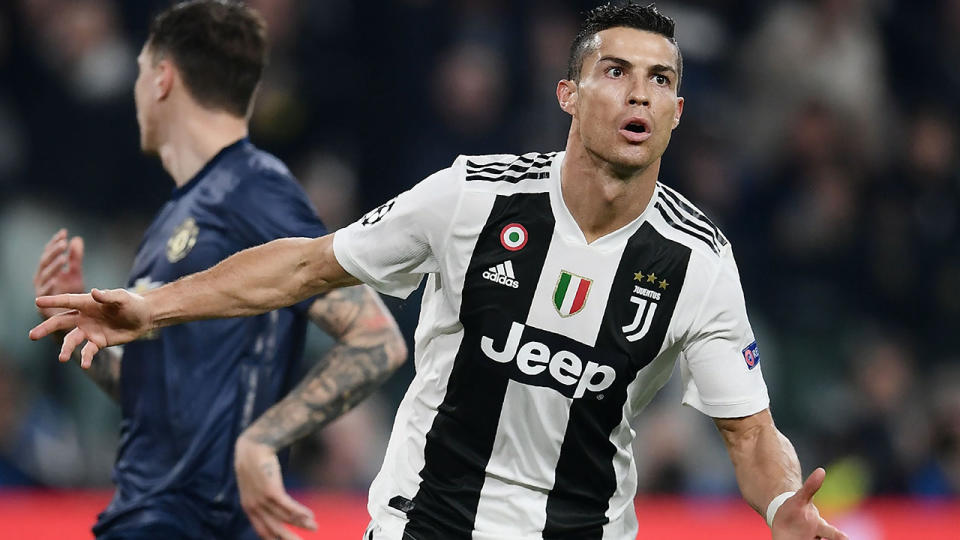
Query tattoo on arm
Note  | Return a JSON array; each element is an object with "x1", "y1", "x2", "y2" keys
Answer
[
  {"x1": 75, "y1": 347, "x2": 122, "y2": 403},
  {"x1": 243, "y1": 286, "x2": 405, "y2": 450}
]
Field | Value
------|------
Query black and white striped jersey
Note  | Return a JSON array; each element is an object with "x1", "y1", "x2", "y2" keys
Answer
[{"x1": 333, "y1": 151, "x2": 769, "y2": 540}]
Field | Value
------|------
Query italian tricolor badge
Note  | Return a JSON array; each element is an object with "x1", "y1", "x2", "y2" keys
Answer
[{"x1": 554, "y1": 270, "x2": 592, "y2": 317}]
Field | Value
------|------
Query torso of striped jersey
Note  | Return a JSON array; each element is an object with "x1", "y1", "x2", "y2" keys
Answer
[{"x1": 402, "y1": 153, "x2": 706, "y2": 539}]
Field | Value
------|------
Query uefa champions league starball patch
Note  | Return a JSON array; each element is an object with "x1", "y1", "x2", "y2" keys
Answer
[
  {"x1": 500, "y1": 223, "x2": 528, "y2": 251},
  {"x1": 742, "y1": 341, "x2": 760, "y2": 370}
]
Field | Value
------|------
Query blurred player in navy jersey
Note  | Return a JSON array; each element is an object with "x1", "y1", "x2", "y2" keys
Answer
[{"x1": 31, "y1": 2, "x2": 406, "y2": 539}]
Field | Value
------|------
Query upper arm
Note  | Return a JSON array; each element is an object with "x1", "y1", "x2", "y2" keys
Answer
[
  {"x1": 331, "y1": 163, "x2": 462, "y2": 299},
  {"x1": 713, "y1": 408, "x2": 774, "y2": 448},
  {"x1": 679, "y1": 246, "x2": 769, "y2": 418}
]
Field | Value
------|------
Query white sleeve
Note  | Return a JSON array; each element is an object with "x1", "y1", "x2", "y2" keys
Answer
[
  {"x1": 332, "y1": 164, "x2": 462, "y2": 299},
  {"x1": 679, "y1": 245, "x2": 770, "y2": 418}
]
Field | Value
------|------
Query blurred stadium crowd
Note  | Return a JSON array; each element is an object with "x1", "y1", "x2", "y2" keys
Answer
[{"x1": 0, "y1": 0, "x2": 957, "y2": 508}]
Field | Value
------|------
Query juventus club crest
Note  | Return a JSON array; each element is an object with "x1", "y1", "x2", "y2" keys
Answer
[
  {"x1": 553, "y1": 270, "x2": 591, "y2": 317},
  {"x1": 623, "y1": 269, "x2": 668, "y2": 342}
]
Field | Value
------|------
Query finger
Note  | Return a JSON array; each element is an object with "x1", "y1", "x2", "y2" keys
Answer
[
  {"x1": 260, "y1": 512, "x2": 301, "y2": 540},
  {"x1": 798, "y1": 467, "x2": 826, "y2": 503},
  {"x1": 34, "y1": 239, "x2": 68, "y2": 285},
  {"x1": 271, "y1": 493, "x2": 316, "y2": 530},
  {"x1": 36, "y1": 253, "x2": 68, "y2": 287},
  {"x1": 36, "y1": 293, "x2": 95, "y2": 310},
  {"x1": 244, "y1": 509, "x2": 274, "y2": 540},
  {"x1": 60, "y1": 327, "x2": 86, "y2": 363},
  {"x1": 30, "y1": 311, "x2": 78, "y2": 340},
  {"x1": 815, "y1": 518, "x2": 848, "y2": 540},
  {"x1": 80, "y1": 340, "x2": 101, "y2": 369},
  {"x1": 68, "y1": 236, "x2": 84, "y2": 266},
  {"x1": 37, "y1": 280, "x2": 57, "y2": 297},
  {"x1": 91, "y1": 287, "x2": 126, "y2": 305}
]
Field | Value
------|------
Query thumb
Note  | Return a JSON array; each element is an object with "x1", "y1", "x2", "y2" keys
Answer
[
  {"x1": 69, "y1": 236, "x2": 85, "y2": 264},
  {"x1": 797, "y1": 467, "x2": 826, "y2": 504},
  {"x1": 91, "y1": 287, "x2": 125, "y2": 305}
]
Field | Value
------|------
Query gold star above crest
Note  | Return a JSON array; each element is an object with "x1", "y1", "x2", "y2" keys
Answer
[
  {"x1": 658, "y1": 279, "x2": 669, "y2": 290},
  {"x1": 646, "y1": 272, "x2": 657, "y2": 283},
  {"x1": 634, "y1": 271, "x2": 645, "y2": 282}
]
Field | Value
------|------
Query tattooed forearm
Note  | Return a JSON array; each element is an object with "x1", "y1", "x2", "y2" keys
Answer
[
  {"x1": 241, "y1": 285, "x2": 406, "y2": 450},
  {"x1": 75, "y1": 347, "x2": 122, "y2": 403}
]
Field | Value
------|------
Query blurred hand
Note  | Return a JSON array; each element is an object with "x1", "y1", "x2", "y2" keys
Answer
[
  {"x1": 29, "y1": 288, "x2": 151, "y2": 368},
  {"x1": 33, "y1": 229, "x2": 85, "y2": 319},
  {"x1": 772, "y1": 468, "x2": 849, "y2": 540},
  {"x1": 234, "y1": 435, "x2": 317, "y2": 540}
]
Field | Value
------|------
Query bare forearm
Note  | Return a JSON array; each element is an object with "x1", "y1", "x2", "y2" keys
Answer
[
  {"x1": 723, "y1": 422, "x2": 802, "y2": 514},
  {"x1": 147, "y1": 235, "x2": 354, "y2": 328},
  {"x1": 241, "y1": 336, "x2": 405, "y2": 450}
]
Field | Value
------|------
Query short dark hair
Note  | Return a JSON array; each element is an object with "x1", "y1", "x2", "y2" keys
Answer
[
  {"x1": 567, "y1": 2, "x2": 681, "y2": 88},
  {"x1": 147, "y1": 0, "x2": 267, "y2": 117}
]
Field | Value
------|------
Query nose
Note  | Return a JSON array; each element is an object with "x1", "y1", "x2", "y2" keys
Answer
[{"x1": 628, "y1": 82, "x2": 650, "y2": 107}]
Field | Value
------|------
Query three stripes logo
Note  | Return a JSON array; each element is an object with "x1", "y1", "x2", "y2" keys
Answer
[
  {"x1": 553, "y1": 270, "x2": 592, "y2": 317},
  {"x1": 483, "y1": 260, "x2": 520, "y2": 289}
]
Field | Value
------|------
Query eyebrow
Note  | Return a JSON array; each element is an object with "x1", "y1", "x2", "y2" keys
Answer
[{"x1": 596, "y1": 57, "x2": 678, "y2": 77}]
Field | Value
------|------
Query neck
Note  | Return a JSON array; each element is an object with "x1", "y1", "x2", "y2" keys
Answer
[
  {"x1": 157, "y1": 104, "x2": 249, "y2": 187},
  {"x1": 560, "y1": 131, "x2": 660, "y2": 243}
]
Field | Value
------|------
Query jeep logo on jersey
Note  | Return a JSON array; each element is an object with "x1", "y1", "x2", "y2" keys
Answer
[
  {"x1": 481, "y1": 321, "x2": 616, "y2": 399},
  {"x1": 553, "y1": 270, "x2": 591, "y2": 317},
  {"x1": 360, "y1": 198, "x2": 396, "y2": 226},
  {"x1": 622, "y1": 296, "x2": 658, "y2": 342},
  {"x1": 499, "y1": 223, "x2": 527, "y2": 251}
]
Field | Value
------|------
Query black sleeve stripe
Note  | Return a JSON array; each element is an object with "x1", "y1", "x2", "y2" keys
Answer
[
  {"x1": 658, "y1": 184, "x2": 728, "y2": 246},
  {"x1": 656, "y1": 194, "x2": 722, "y2": 249},
  {"x1": 465, "y1": 170, "x2": 551, "y2": 183},
  {"x1": 466, "y1": 159, "x2": 553, "y2": 175},
  {"x1": 654, "y1": 202, "x2": 721, "y2": 254},
  {"x1": 465, "y1": 153, "x2": 557, "y2": 184}
]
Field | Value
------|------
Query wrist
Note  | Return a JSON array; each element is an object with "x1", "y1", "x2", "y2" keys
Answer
[{"x1": 765, "y1": 490, "x2": 796, "y2": 527}]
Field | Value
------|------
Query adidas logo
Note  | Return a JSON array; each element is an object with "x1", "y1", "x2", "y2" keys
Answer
[{"x1": 483, "y1": 260, "x2": 520, "y2": 289}]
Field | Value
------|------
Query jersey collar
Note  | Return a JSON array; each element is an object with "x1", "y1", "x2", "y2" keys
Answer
[{"x1": 171, "y1": 137, "x2": 250, "y2": 199}]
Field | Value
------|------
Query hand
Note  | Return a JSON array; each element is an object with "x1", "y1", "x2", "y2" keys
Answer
[
  {"x1": 33, "y1": 229, "x2": 86, "y2": 319},
  {"x1": 772, "y1": 468, "x2": 849, "y2": 540},
  {"x1": 234, "y1": 435, "x2": 317, "y2": 540},
  {"x1": 29, "y1": 288, "x2": 151, "y2": 368}
]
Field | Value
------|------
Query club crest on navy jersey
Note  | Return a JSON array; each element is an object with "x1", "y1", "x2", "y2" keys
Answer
[{"x1": 166, "y1": 217, "x2": 199, "y2": 263}]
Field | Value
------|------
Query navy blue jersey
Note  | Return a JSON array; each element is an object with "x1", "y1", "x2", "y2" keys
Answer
[{"x1": 93, "y1": 139, "x2": 327, "y2": 538}]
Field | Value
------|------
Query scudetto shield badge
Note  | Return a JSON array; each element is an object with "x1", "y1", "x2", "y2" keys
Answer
[
  {"x1": 166, "y1": 217, "x2": 198, "y2": 263},
  {"x1": 553, "y1": 270, "x2": 592, "y2": 317}
]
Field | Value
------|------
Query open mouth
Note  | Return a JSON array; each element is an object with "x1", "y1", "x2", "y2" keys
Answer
[{"x1": 624, "y1": 122, "x2": 647, "y2": 134}]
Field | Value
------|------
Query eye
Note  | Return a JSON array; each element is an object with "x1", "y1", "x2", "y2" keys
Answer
[
  {"x1": 607, "y1": 66, "x2": 624, "y2": 78},
  {"x1": 654, "y1": 74, "x2": 669, "y2": 86}
]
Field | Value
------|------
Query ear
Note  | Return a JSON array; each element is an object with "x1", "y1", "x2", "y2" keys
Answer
[
  {"x1": 153, "y1": 59, "x2": 175, "y2": 101},
  {"x1": 672, "y1": 96, "x2": 684, "y2": 130},
  {"x1": 556, "y1": 79, "x2": 578, "y2": 116}
]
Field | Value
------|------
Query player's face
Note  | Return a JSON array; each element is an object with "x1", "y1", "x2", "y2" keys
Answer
[
  {"x1": 563, "y1": 27, "x2": 683, "y2": 172},
  {"x1": 134, "y1": 46, "x2": 159, "y2": 154}
]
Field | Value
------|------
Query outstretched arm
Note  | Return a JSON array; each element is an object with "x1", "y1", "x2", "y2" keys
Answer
[
  {"x1": 234, "y1": 285, "x2": 407, "y2": 540},
  {"x1": 715, "y1": 409, "x2": 848, "y2": 540},
  {"x1": 30, "y1": 233, "x2": 359, "y2": 367}
]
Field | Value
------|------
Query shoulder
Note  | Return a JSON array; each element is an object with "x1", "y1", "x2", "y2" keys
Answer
[
  {"x1": 214, "y1": 145, "x2": 308, "y2": 205},
  {"x1": 647, "y1": 182, "x2": 730, "y2": 262},
  {"x1": 444, "y1": 151, "x2": 560, "y2": 192}
]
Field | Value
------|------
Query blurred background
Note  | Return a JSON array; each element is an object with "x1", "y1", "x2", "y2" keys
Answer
[{"x1": 0, "y1": 0, "x2": 958, "y2": 537}]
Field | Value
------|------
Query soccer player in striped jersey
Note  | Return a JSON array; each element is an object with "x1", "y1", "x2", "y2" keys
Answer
[{"x1": 32, "y1": 3, "x2": 847, "y2": 540}]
